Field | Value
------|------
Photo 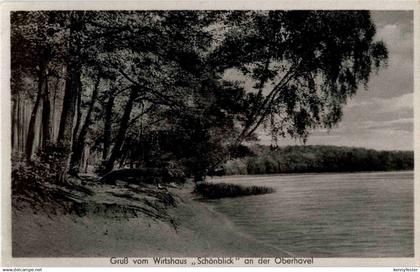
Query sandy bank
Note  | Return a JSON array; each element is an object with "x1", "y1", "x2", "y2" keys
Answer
[{"x1": 12, "y1": 182, "x2": 290, "y2": 257}]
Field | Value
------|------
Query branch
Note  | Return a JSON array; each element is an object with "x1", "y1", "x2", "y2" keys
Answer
[
  {"x1": 243, "y1": 67, "x2": 301, "y2": 140},
  {"x1": 127, "y1": 104, "x2": 157, "y2": 128},
  {"x1": 118, "y1": 68, "x2": 184, "y2": 109},
  {"x1": 237, "y1": 59, "x2": 303, "y2": 143},
  {"x1": 118, "y1": 68, "x2": 140, "y2": 86},
  {"x1": 247, "y1": 56, "x2": 272, "y2": 125},
  {"x1": 114, "y1": 85, "x2": 132, "y2": 96}
]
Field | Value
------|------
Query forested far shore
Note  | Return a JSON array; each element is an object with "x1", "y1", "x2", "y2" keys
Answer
[{"x1": 222, "y1": 145, "x2": 414, "y2": 175}]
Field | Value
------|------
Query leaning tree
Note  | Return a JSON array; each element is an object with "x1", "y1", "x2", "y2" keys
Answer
[{"x1": 211, "y1": 11, "x2": 388, "y2": 145}]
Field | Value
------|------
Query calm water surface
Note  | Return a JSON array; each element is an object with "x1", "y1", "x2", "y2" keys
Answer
[{"x1": 209, "y1": 171, "x2": 413, "y2": 257}]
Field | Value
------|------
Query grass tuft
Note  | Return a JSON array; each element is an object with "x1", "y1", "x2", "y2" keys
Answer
[{"x1": 194, "y1": 182, "x2": 275, "y2": 199}]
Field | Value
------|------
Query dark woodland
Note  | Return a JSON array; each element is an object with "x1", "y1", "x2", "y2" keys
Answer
[{"x1": 11, "y1": 10, "x2": 390, "y2": 186}]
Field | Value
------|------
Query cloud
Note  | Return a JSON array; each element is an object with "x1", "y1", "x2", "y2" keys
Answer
[
  {"x1": 346, "y1": 93, "x2": 413, "y2": 114},
  {"x1": 307, "y1": 130, "x2": 412, "y2": 151},
  {"x1": 360, "y1": 118, "x2": 413, "y2": 133},
  {"x1": 376, "y1": 24, "x2": 413, "y2": 59}
]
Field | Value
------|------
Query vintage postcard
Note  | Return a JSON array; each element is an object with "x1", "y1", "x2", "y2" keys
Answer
[{"x1": 1, "y1": 0, "x2": 419, "y2": 268}]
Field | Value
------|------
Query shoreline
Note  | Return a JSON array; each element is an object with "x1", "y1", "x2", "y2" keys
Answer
[
  {"x1": 12, "y1": 182, "x2": 291, "y2": 257},
  {"x1": 211, "y1": 170, "x2": 414, "y2": 180}
]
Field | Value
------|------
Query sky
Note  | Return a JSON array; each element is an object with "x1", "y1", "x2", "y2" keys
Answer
[{"x1": 258, "y1": 11, "x2": 414, "y2": 151}]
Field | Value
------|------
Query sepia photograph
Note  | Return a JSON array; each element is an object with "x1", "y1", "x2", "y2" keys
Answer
[{"x1": 5, "y1": 6, "x2": 415, "y2": 263}]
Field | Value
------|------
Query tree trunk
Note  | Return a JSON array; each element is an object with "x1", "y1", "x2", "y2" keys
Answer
[
  {"x1": 25, "y1": 65, "x2": 46, "y2": 161},
  {"x1": 72, "y1": 77, "x2": 82, "y2": 147},
  {"x1": 11, "y1": 97, "x2": 18, "y2": 152},
  {"x1": 18, "y1": 97, "x2": 23, "y2": 154},
  {"x1": 20, "y1": 98, "x2": 27, "y2": 154},
  {"x1": 56, "y1": 12, "x2": 83, "y2": 183},
  {"x1": 70, "y1": 74, "x2": 100, "y2": 174},
  {"x1": 51, "y1": 73, "x2": 62, "y2": 142},
  {"x1": 41, "y1": 73, "x2": 51, "y2": 149},
  {"x1": 81, "y1": 146, "x2": 90, "y2": 173},
  {"x1": 102, "y1": 91, "x2": 115, "y2": 160},
  {"x1": 102, "y1": 87, "x2": 138, "y2": 174}
]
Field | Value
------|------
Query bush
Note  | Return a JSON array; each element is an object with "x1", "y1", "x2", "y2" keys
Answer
[
  {"x1": 224, "y1": 159, "x2": 248, "y2": 175},
  {"x1": 12, "y1": 159, "x2": 56, "y2": 190},
  {"x1": 12, "y1": 145, "x2": 68, "y2": 194},
  {"x1": 194, "y1": 182, "x2": 275, "y2": 199}
]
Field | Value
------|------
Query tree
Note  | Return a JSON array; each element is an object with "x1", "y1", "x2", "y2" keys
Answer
[
  {"x1": 69, "y1": 70, "x2": 102, "y2": 174},
  {"x1": 56, "y1": 12, "x2": 85, "y2": 182},
  {"x1": 212, "y1": 11, "x2": 388, "y2": 144},
  {"x1": 101, "y1": 86, "x2": 139, "y2": 173},
  {"x1": 88, "y1": 11, "x2": 221, "y2": 175},
  {"x1": 11, "y1": 12, "x2": 62, "y2": 160}
]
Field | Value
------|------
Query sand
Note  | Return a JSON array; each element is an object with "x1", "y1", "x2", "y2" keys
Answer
[{"x1": 12, "y1": 182, "x2": 291, "y2": 257}]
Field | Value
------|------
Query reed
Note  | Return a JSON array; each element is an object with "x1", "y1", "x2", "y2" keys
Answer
[{"x1": 194, "y1": 182, "x2": 275, "y2": 199}]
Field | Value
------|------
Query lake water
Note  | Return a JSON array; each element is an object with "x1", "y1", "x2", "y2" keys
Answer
[{"x1": 209, "y1": 171, "x2": 413, "y2": 257}]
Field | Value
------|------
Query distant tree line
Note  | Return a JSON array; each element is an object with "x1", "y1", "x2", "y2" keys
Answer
[{"x1": 223, "y1": 145, "x2": 414, "y2": 175}]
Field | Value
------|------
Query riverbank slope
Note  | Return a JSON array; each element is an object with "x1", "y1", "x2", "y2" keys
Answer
[{"x1": 12, "y1": 180, "x2": 289, "y2": 257}]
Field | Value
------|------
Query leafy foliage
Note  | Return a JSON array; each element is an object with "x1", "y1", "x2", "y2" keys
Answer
[
  {"x1": 223, "y1": 145, "x2": 414, "y2": 175},
  {"x1": 12, "y1": 159, "x2": 56, "y2": 189},
  {"x1": 212, "y1": 11, "x2": 388, "y2": 143},
  {"x1": 11, "y1": 11, "x2": 390, "y2": 183}
]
